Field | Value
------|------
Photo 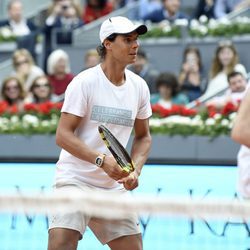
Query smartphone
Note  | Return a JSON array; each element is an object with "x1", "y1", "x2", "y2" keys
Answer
[{"x1": 186, "y1": 54, "x2": 196, "y2": 66}]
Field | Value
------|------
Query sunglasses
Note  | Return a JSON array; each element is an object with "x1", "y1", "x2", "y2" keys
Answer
[
  {"x1": 15, "y1": 59, "x2": 29, "y2": 67},
  {"x1": 33, "y1": 83, "x2": 50, "y2": 88},
  {"x1": 5, "y1": 85, "x2": 20, "y2": 91}
]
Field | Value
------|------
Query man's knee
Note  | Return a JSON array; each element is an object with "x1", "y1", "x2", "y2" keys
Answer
[
  {"x1": 48, "y1": 241, "x2": 77, "y2": 250},
  {"x1": 108, "y1": 233, "x2": 143, "y2": 250},
  {"x1": 133, "y1": 235, "x2": 143, "y2": 250},
  {"x1": 48, "y1": 228, "x2": 80, "y2": 250}
]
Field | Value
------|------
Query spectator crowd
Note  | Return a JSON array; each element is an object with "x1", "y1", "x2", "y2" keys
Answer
[{"x1": 0, "y1": 0, "x2": 249, "y2": 113}]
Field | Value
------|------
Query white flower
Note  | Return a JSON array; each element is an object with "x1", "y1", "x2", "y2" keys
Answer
[
  {"x1": 159, "y1": 20, "x2": 170, "y2": 27},
  {"x1": 164, "y1": 115, "x2": 192, "y2": 125},
  {"x1": 22, "y1": 114, "x2": 39, "y2": 126},
  {"x1": 218, "y1": 17, "x2": 231, "y2": 25},
  {"x1": 208, "y1": 18, "x2": 218, "y2": 29},
  {"x1": 163, "y1": 25, "x2": 172, "y2": 33},
  {"x1": 228, "y1": 112, "x2": 236, "y2": 121},
  {"x1": 190, "y1": 19, "x2": 200, "y2": 29},
  {"x1": 0, "y1": 117, "x2": 10, "y2": 131},
  {"x1": 199, "y1": 15, "x2": 208, "y2": 24},
  {"x1": 221, "y1": 119, "x2": 229, "y2": 126},
  {"x1": 190, "y1": 117, "x2": 203, "y2": 126},
  {"x1": 41, "y1": 120, "x2": 50, "y2": 127},
  {"x1": 235, "y1": 16, "x2": 250, "y2": 24},
  {"x1": 10, "y1": 115, "x2": 19, "y2": 123},
  {"x1": 149, "y1": 118, "x2": 162, "y2": 127},
  {"x1": 174, "y1": 19, "x2": 188, "y2": 27},
  {"x1": 205, "y1": 118, "x2": 215, "y2": 126},
  {"x1": 213, "y1": 113, "x2": 222, "y2": 120},
  {"x1": 0, "y1": 26, "x2": 13, "y2": 38},
  {"x1": 0, "y1": 117, "x2": 10, "y2": 125},
  {"x1": 199, "y1": 25, "x2": 208, "y2": 35}
]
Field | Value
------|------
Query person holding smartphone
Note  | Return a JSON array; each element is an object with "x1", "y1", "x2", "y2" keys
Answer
[{"x1": 178, "y1": 46, "x2": 206, "y2": 102}]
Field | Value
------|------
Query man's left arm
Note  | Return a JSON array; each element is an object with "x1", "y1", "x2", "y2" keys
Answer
[{"x1": 118, "y1": 118, "x2": 152, "y2": 190}]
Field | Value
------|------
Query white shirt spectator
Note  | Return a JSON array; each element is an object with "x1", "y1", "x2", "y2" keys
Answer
[
  {"x1": 9, "y1": 19, "x2": 30, "y2": 36},
  {"x1": 200, "y1": 63, "x2": 247, "y2": 102}
]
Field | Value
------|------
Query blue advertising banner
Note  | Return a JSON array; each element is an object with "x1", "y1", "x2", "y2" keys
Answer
[{"x1": 0, "y1": 163, "x2": 249, "y2": 250}]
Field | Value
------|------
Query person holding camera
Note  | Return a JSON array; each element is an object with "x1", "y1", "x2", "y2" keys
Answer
[
  {"x1": 44, "y1": 0, "x2": 83, "y2": 70},
  {"x1": 46, "y1": 0, "x2": 83, "y2": 28}
]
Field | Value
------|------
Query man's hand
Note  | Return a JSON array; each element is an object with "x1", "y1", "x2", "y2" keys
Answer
[
  {"x1": 117, "y1": 171, "x2": 139, "y2": 190},
  {"x1": 101, "y1": 155, "x2": 129, "y2": 181}
]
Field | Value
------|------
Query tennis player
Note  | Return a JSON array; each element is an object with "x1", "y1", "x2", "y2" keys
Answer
[
  {"x1": 48, "y1": 16, "x2": 152, "y2": 250},
  {"x1": 231, "y1": 87, "x2": 250, "y2": 198}
]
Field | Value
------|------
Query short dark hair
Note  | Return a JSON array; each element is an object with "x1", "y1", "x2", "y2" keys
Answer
[
  {"x1": 87, "y1": 0, "x2": 107, "y2": 8},
  {"x1": 96, "y1": 33, "x2": 118, "y2": 59},
  {"x1": 156, "y1": 72, "x2": 179, "y2": 97},
  {"x1": 227, "y1": 71, "x2": 244, "y2": 83}
]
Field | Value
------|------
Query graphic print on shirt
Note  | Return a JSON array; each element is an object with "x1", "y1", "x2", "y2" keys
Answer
[{"x1": 90, "y1": 105, "x2": 134, "y2": 127}]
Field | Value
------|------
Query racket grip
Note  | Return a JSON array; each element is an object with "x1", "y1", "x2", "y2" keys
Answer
[{"x1": 122, "y1": 161, "x2": 135, "y2": 173}]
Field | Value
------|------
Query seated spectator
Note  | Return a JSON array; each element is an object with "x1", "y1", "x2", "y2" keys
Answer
[
  {"x1": 151, "y1": 72, "x2": 189, "y2": 107},
  {"x1": 84, "y1": 49, "x2": 100, "y2": 69},
  {"x1": 28, "y1": 75, "x2": 58, "y2": 103},
  {"x1": 0, "y1": 76, "x2": 26, "y2": 112},
  {"x1": 82, "y1": 0, "x2": 113, "y2": 24},
  {"x1": 130, "y1": 49, "x2": 159, "y2": 94},
  {"x1": 0, "y1": 0, "x2": 39, "y2": 58},
  {"x1": 47, "y1": 49, "x2": 74, "y2": 96},
  {"x1": 143, "y1": 0, "x2": 188, "y2": 23},
  {"x1": 214, "y1": 0, "x2": 248, "y2": 19},
  {"x1": 206, "y1": 71, "x2": 248, "y2": 108},
  {"x1": 201, "y1": 40, "x2": 247, "y2": 101},
  {"x1": 0, "y1": 0, "x2": 37, "y2": 36},
  {"x1": 193, "y1": 0, "x2": 215, "y2": 20},
  {"x1": 12, "y1": 49, "x2": 44, "y2": 91},
  {"x1": 179, "y1": 46, "x2": 207, "y2": 102}
]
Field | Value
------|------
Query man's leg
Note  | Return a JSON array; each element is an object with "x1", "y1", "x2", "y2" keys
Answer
[
  {"x1": 48, "y1": 228, "x2": 81, "y2": 250},
  {"x1": 107, "y1": 233, "x2": 143, "y2": 250}
]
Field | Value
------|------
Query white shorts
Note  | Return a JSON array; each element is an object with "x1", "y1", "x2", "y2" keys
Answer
[{"x1": 48, "y1": 183, "x2": 141, "y2": 245}]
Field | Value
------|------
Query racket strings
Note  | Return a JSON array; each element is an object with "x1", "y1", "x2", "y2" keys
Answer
[{"x1": 103, "y1": 131, "x2": 130, "y2": 168}]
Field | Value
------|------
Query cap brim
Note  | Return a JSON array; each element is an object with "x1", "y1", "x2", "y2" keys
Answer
[
  {"x1": 135, "y1": 24, "x2": 147, "y2": 35},
  {"x1": 117, "y1": 24, "x2": 148, "y2": 36}
]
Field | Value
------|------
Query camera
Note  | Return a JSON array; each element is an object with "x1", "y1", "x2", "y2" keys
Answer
[{"x1": 62, "y1": 5, "x2": 69, "y2": 10}]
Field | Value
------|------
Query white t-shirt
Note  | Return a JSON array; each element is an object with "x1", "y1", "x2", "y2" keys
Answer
[
  {"x1": 237, "y1": 86, "x2": 250, "y2": 198},
  {"x1": 10, "y1": 19, "x2": 31, "y2": 36},
  {"x1": 55, "y1": 64, "x2": 152, "y2": 189}
]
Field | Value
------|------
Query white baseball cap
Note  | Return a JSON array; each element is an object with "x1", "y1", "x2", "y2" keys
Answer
[{"x1": 99, "y1": 16, "x2": 147, "y2": 44}]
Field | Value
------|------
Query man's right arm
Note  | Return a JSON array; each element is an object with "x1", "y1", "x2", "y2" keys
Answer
[
  {"x1": 56, "y1": 112, "x2": 128, "y2": 180},
  {"x1": 231, "y1": 89, "x2": 250, "y2": 147},
  {"x1": 56, "y1": 112, "x2": 98, "y2": 164}
]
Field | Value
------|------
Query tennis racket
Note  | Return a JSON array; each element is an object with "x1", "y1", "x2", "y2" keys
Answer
[{"x1": 98, "y1": 125, "x2": 135, "y2": 173}]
